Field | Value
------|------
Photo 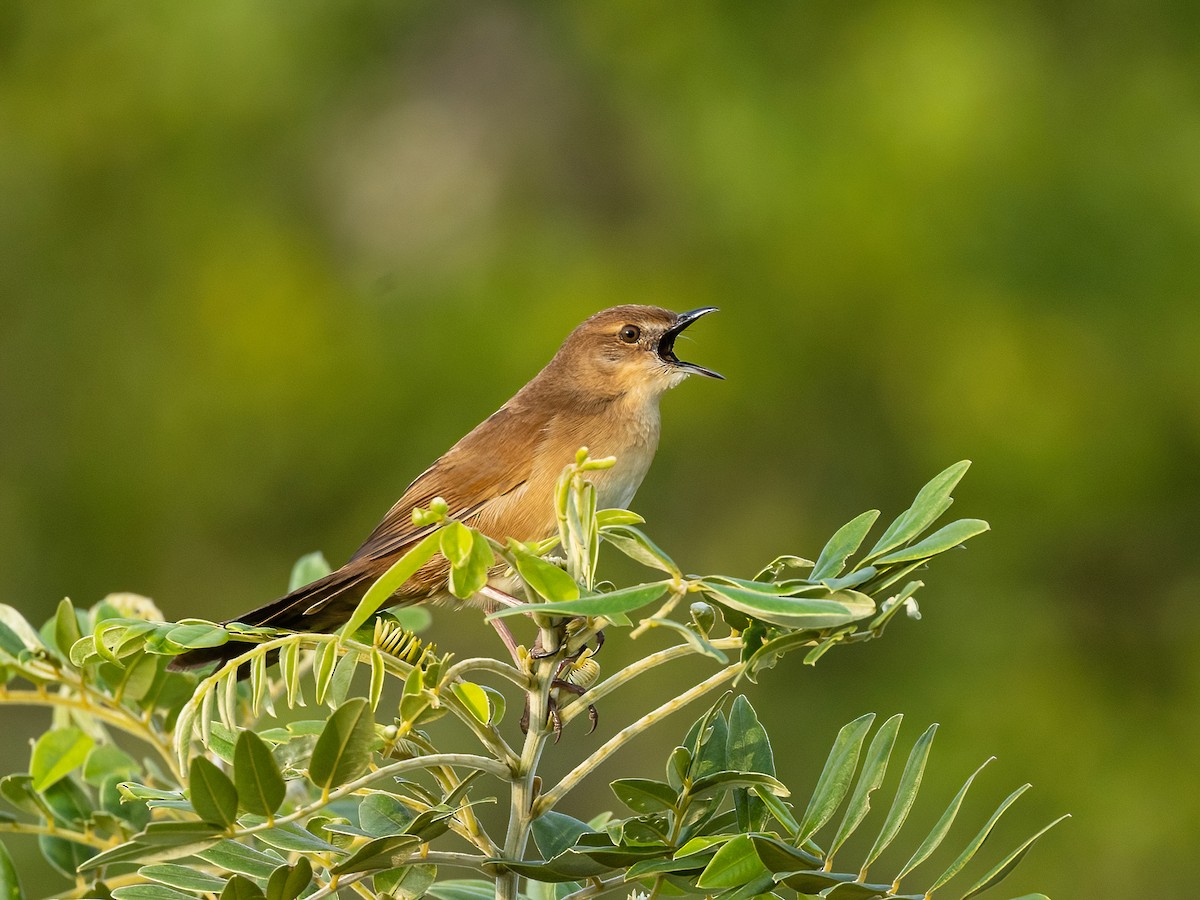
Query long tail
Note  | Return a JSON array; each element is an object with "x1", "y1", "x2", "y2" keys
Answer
[{"x1": 167, "y1": 565, "x2": 372, "y2": 671}]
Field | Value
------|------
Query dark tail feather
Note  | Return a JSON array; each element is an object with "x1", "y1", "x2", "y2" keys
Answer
[{"x1": 168, "y1": 566, "x2": 372, "y2": 671}]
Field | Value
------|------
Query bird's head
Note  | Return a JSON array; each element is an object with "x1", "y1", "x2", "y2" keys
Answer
[{"x1": 555, "y1": 305, "x2": 722, "y2": 399}]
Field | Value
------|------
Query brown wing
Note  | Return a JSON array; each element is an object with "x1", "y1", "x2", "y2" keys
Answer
[{"x1": 347, "y1": 402, "x2": 545, "y2": 564}]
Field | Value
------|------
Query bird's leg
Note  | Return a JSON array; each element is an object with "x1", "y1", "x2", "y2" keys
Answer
[
  {"x1": 560, "y1": 619, "x2": 605, "y2": 661},
  {"x1": 545, "y1": 678, "x2": 599, "y2": 741},
  {"x1": 476, "y1": 584, "x2": 525, "y2": 665}
]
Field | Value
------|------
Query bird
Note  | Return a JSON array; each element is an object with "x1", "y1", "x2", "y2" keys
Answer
[{"x1": 169, "y1": 305, "x2": 720, "y2": 670}]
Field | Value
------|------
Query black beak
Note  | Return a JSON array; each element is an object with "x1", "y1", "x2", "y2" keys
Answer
[{"x1": 659, "y1": 307, "x2": 723, "y2": 379}]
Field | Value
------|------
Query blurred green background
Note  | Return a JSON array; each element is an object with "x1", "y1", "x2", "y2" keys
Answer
[{"x1": 2, "y1": 1, "x2": 1198, "y2": 896}]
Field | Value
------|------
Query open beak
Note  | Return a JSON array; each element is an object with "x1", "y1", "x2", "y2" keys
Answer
[{"x1": 658, "y1": 307, "x2": 723, "y2": 379}]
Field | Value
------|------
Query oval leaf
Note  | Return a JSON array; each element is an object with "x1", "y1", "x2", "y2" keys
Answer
[
  {"x1": 288, "y1": 552, "x2": 332, "y2": 592},
  {"x1": 513, "y1": 549, "x2": 580, "y2": 603},
  {"x1": 309, "y1": 697, "x2": 376, "y2": 792},
  {"x1": 31, "y1": 728, "x2": 94, "y2": 792},
  {"x1": 189, "y1": 756, "x2": 239, "y2": 829},
  {"x1": 451, "y1": 681, "x2": 491, "y2": 724},
  {"x1": 233, "y1": 731, "x2": 285, "y2": 818}
]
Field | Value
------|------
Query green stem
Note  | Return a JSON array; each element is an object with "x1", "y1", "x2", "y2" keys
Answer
[
  {"x1": 444, "y1": 655, "x2": 527, "y2": 688},
  {"x1": 0, "y1": 821, "x2": 119, "y2": 851},
  {"x1": 537, "y1": 663, "x2": 744, "y2": 814},
  {"x1": 555, "y1": 637, "x2": 741, "y2": 727},
  {"x1": 496, "y1": 625, "x2": 559, "y2": 900},
  {"x1": 0, "y1": 686, "x2": 182, "y2": 782}
]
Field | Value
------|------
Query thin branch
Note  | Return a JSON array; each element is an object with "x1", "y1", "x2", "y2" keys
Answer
[
  {"x1": 538, "y1": 664, "x2": 744, "y2": 813},
  {"x1": 0, "y1": 821, "x2": 120, "y2": 852},
  {"x1": 444, "y1": 655, "x2": 528, "y2": 688},
  {"x1": 0, "y1": 686, "x2": 183, "y2": 782},
  {"x1": 556, "y1": 637, "x2": 742, "y2": 726}
]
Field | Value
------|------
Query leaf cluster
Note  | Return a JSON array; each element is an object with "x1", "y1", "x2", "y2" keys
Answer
[{"x1": 0, "y1": 459, "x2": 1061, "y2": 900}]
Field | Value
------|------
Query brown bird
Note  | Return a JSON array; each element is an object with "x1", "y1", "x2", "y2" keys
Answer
[{"x1": 170, "y1": 305, "x2": 720, "y2": 670}]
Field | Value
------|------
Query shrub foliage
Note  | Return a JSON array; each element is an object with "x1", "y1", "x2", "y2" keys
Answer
[{"x1": 0, "y1": 455, "x2": 1062, "y2": 899}]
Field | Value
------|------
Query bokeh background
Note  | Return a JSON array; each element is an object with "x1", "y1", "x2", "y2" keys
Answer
[{"x1": 3, "y1": 2, "x2": 1199, "y2": 896}]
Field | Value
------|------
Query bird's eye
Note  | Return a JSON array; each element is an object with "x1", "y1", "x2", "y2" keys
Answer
[{"x1": 619, "y1": 324, "x2": 641, "y2": 344}]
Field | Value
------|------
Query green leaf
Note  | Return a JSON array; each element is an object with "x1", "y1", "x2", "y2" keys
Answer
[
  {"x1": 220, "y1": 874, "x2": 266, "y2": 900},
  {"x1": 189, "y1": 755, "x2": 239, "y2": 828},
  {"x1": 451, "y1": 681, "x2": 491, "y2": 724},
  {"x1": 610, "y1": 778, "x2": 678, "y2": 814},
  {"x1": 266, "y1": 858, "x2": 312, "y2": 900},
  {"x1": 196, "y1": 841, "x2": 286, "y2": 879},
  {"x1": 82, "y1": 744, "x2": 139, "y2": 785},
  {"x1": 376, "y1": 868, "x2": 439, "y2": 900},
  {"x1": 344, "y1": 530, "x2": 443, "y2": 636},
  {"x1": 111, "y1": 887, "x2": 201, "y2": 900},
  {"x1": 440, "y1": 521, "x2": 474, "y2": 567},
  {"x1": 727, "y1": 696, "x2": 775, "y2": 832},
  {"x1": 30, "y1": 727, "x2": 94, "y2": 792},
  {"x1": 601, "y1": 525, "x2": 680, "y2": 575},
  {"x1": 827, "y1": 713, "x2": 902, "y2": 862},
  {"x1": 254, "y1": 823, "x2": 340, "y2": 853},
  {"x1": 374, "y1": 863, "x2": 436, "y2": 898},
  {"x1": 288, "y1": 551, "x2": 332, "y2": 591},
  {"x1": 696, "y1": 834, "x2": 769, "y2": 889},
  {"x1": 512, "y1": 548, "x2": 580, "y2": 602},
  {"x1": 867, "y1": 461, "x2": 971, "y2": 559},
  {"x1": 874, "y1": 518, "x2": 990, "y2": 565},
  {"x1": 595, "y1": 509, "x2": 645, "y2": 527},
  {"x1": 960, "y1": 816, "x2": 1070, "y2": 899},
  {"x1": 481, "y1": 685, "x2": 506, "y2": 725},
  {"x1": 690, "y1": 770, "x2": 788, "y2": 801},
  {"x1": 532, "y1": 810, "x2": 594, "y2": 859},
  {"x1": 893, "y1": 756, "x2": 994, "y2": 884},
  {"x1": 0, "y1": 607, "x2": 42, "y2": 655},
  {"x1": 309, "y1": 697, "x2": 376, "y2": 791},
  {"x1": 753, "y1": 784, "x2": 800, "y2": 837},
  {"x1": 233, "y1": 731, "x2": 285, "y2": 817},
  {"x1": 360, "y1": 792, "x2": 415, "y2": 836},
  {"x1": 80, "y1": 823, "x2": 224, "y2": 872},
  {"x1": 796, "y1": 713, "x2": 876, "y2": 844},
  {"x1": 701, "y1": 582, "x2": 873, "y2": 630},
  {"x1": 925, "y1": 783, "x2": 1030, "y2": 894},
  {"x1": 327, "y1": 651, "x2": 358, "y2": 708},
  {"x1": 313, "y1": 639, "x2": 338, "y2": 705},
  {"x1": 161, "y1": 622, "x2": 230, "y2": 651},
  {"x1": 0, "y1": 841, "x2": 21, "y2": 900},
  {"x1": 666, "y1": 746, "x2": 691, "y2": 791},
  {"x1": 486, "y1": 581, "x2": 670, "y2": 621},
  {"x1": 140, "y1": 863, "x2": 228, "y2": 893},
  {"x1": 448, "y1": 527, "x2": 495, "y2": 599},
  {"x1": 861, "y1": 723, "x2": 937, "y2": 873},
  {"x1": 53, "y1": 597, "x2": 83, "y2": 661},
  {"x1": 332, "y1": 835, "x2": 421, "y2": 875},
  {"x1": 118, "y1": 651, "x2": 162, "y2": 703},
  {"x1": 641, "y1": 617, "x2": 728, "y2": 662},
  {"x1": 426, "y1": 881, "x2": 500, "y2": 900},
  {"x1": 811, "y1": 510, "x2": 881, "y2": 582}
]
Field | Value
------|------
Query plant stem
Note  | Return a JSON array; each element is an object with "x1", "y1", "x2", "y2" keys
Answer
[
  {"x1": 0, "y1": 822, "x2": 119, "y2": 851},
  {"x1": 444, "y1": 655, "x2": 527, "y2": 688},
  {"x1": 554, "y1": 637, "x2": 741, "y2": 727},
  {"x1": 0, "y1": 686, "x2": 182, "y2": 782},
  {"x1": 496, "y1": 625, "x2": 559, "y2": 900},
  {"x1": 537, "y1": 663, "x2": 744, "y2": 814}
]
